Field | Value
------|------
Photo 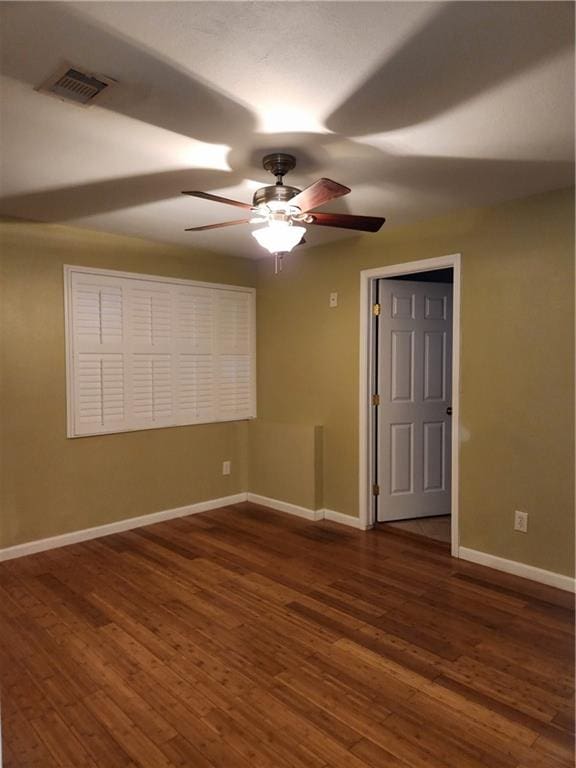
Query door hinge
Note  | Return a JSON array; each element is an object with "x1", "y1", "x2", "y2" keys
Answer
[
  {"x1": 372, "y1": 394, "x2": 380, "y2": 406},
  {"x1": 372, "y1": 303, "x2": 381, "y2": 316},
  {"x1": 372, "y1": 483, "x2": 380, "y2": 496}
]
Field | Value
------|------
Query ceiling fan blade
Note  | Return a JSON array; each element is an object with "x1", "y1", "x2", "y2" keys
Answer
[
  {"x1": 185, "y1": 218, "x2": 250, "y2": 231},
  {"x1": 182, "y1": 191, "x2": 252, "y2": 210},
  {"x1": 310, "y1": 212, "x2": 385, "y2": 232},
  {"x1": 289, "y1": 179, "x2": 350, "y2": 213}
]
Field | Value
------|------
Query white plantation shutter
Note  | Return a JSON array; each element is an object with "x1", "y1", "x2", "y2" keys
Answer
[
  {"x1": 76, "y1": 353, "x2": 125, "y2": 429},
  {"x1": 128, "y1": 282, "x2": 174, "y2": 427},
  {"x1": 130, "y1": 284, "x2": 173, "y2": 346},
  {"x1": 70, "y1": 274, "x2": 128, "y2": 435},
  {"x1": 175, "y1": 287, "x2": 217, "y2": 423},
  {"x1": 217, "y1": 291, "x2": 255, "y2": 418},
  {"x1": 132, "y1": 354, "x2": 174, "y2": 424},
  {"x1": 65, "y1": 267, "x2": 255, "y2": 437},
  {"x1": 72, "y1": 281, "x2": 123, "y2": 345}
]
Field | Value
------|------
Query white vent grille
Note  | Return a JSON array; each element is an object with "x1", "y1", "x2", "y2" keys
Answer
[{"x1": 38, "y1": 65, "x2": 115, "y2": 106}]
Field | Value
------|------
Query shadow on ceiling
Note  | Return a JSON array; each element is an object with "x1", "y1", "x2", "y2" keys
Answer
[
  {"x1": 0, "y1": 1, "x2": 573, "y2": 226},
  {"x1": 0, "y1": 169, "x2": 242, "y2": 221},
  {"x1": 0, "y1": 2, "x2": 256, "y2": 146},
  {"x1": 327, "y1": 1, "x2": 575, "y2": 135}
]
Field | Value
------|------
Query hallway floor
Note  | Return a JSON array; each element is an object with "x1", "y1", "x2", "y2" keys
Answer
[{"x1": 385, "y1": 514, "x2": 451, "y2": 543}]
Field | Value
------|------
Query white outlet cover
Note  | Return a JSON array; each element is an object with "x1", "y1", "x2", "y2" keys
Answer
[
  {"x1": 514, "y1": 510, "x2": 528, "y2": 532},
  {"x1": 329, "y1": 292, "x2": 338, "y2": 308},
  {"x1": 222, "y1": 461, "x2": 231, "y2": 476}
]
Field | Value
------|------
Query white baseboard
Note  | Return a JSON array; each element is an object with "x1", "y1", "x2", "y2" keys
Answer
[
  {"x1": 0, "y1": 493, "x2": 363, "y2": 563},
  {"x1": 245, "y1": 493, "x2": 324, "y2": 521},
  {"x1": 245, "y1": 496, "x2": 369, "y2": 530},
  {"x1": 0, "y1": 493, "x2": 248, "y2": 562},
  {"x1": 322, "y1": 508, "x2": 370, "y2": 530},
  {"x1": 458, "y1": 546, "x2": 575, "y2": 593},
  {"x1": 4, "y1": 494, "x2": 570, "y2": 597}
]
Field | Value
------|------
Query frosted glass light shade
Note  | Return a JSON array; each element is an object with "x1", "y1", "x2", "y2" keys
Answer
[{"x1": 252, "y1": 222, "x2": 306, "y2": 254}]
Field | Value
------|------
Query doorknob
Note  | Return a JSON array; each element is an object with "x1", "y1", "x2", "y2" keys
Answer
[{"x1": 446, "y1": 407, "x2": 452, "y2": 415}]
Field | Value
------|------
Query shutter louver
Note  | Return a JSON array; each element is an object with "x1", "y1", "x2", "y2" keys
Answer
[
  {"x1": 76, "y1": 354, "x2": 125, "y2": 428},
  {"x1": 178, "y1": 354, "x2": 214, "y2": 421},
  {"x1": 218, "y1": 292, "x2": 251, "y2": 354},
  {"x1": 130, "y1": 286, "x2": 172, "y2": 346},
  {"x1": 66, "y1": 267, "x2": 255, "y2": 437},
  {"x1": 219, "y1": 356, "x2": 252, "y2": 416},
  {"x1": 217, "y1": 292, "x2": 255, "y2": 418},
  {"x1": 132, "y1": 354, "x2": 173, "y2": 423},
  {"x1": 177, "y1": 288, "x2": 214, "y2": 350},
  {"x1": 175, "y1": 287, "x2": 216, "y2": 422},
  {"x1": 72, "y1": 281, "x2": 123, "y2": 346},
  {"x1": 70, "y1": 273, "x2": 128, "y2": 435}
]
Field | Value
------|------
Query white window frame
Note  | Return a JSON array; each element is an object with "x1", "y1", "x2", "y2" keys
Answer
[{"x1": 64, "y1": 265, "x2": 256, "y2": 438}]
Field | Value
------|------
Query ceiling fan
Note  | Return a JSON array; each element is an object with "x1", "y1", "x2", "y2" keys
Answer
[{"x1": 182, "y1": 153, "x2": 385, "y2": 270}]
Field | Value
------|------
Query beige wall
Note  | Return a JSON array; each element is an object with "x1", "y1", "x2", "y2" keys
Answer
[
  {"x1": 2, "y1": 188, "x2": 574, "y2": 579},
  {"x1": 0, "y1": 219, "x2": 256, "y2": 548},
  {"x1": 248, "y1": 421, "x2": 323, "y2": 510},
  {"x1": 255, "y1": 187, "x2": 575, "y2": 577}
]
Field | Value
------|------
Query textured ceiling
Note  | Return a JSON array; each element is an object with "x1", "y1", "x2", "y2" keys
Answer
[{"x1": 0, "y1": 1, "x2": 574, "y2": 258}]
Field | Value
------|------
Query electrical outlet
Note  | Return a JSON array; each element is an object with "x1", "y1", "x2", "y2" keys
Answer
[
  {"x1": 514, "y1": 510, "x2": 528, "y2": 533},
  {"x1": 329, "y1": 291, "x2": 338, "y2": 308},
  {"x1": 222, "y1": 460, "x2": 231, "y2": 476}
]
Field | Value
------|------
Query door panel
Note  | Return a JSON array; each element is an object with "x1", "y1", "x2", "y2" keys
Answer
[
  {"x1": 423, "y1": 421, "x2": 445, "y2": 491},
  {"x1": 391, "y1": 330, "x2": 414, "y2": 401},
  {"x1": 390, "y1": 423, "x2": 414, "y2": 494},
  {"x1": 376, "y1": 279, "x2": 452, "y2": 521},
  {"x1": 424, "y1": 331, "x2": 446, "y2": 400}
]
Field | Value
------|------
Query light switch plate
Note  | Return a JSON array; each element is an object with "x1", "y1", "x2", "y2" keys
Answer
[{"x1": 514, "y1": 510, "x2": 528, "y2": 533}]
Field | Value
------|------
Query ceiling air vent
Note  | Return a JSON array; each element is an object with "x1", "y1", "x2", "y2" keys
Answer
[{"x1": 37, "y1": 64, "x2": 116, "y2": 106}]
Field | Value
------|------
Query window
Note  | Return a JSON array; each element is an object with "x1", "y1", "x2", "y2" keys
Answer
[{"x1": 64, "y1": 266, "x2": 256, "y2": 437}]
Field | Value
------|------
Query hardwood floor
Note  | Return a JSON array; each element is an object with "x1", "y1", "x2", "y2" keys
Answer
[{"x1": 0, "y1": 501, "x2": 574, "y2": 768}]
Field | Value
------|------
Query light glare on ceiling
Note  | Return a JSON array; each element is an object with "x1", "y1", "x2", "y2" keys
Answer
[
  {"x1": 258, "y1": 105, "x2": 325, "y2": 134},
  {"x1": 179, "y1": 141, "x2": 231, "y2": 171}
]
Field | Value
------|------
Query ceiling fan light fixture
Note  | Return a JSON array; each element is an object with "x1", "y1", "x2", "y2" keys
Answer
[
  {"x1": 182, "y1": 152, "x2": 385, "y2": 260},
  {"x1": 251, "y1": 221, "x2": 306, "y2": 255},
  {"x1": 261, "y1": 200, "x2": 301, "y2": 215}
]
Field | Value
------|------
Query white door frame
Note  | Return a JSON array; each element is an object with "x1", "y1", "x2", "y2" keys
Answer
[{"x1": 358, "y1": 254, "x2": 461, "y2": 557}]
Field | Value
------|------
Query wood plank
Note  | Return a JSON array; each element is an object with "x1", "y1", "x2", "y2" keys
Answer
[{"x1": 0, "y1": 501, "x2": 573, "y2": 768}]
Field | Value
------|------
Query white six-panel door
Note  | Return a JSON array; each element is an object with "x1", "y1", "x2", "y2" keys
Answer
[{"x1": 376, "y1": 279, "x2": 453, "y2": 521}]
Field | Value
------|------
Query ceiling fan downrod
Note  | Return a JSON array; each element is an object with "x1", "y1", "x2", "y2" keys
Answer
[
  {"x1": 252, "y1": 153, "x2": 303, "y2": 210},
  {"x1": 262, "y1": 152, "x2": 297, "y2": 186}
]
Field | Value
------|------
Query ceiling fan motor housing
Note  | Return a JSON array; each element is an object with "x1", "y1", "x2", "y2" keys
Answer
[
  {"x1": 252, "y1": 184, "x2": 301, "y2": 208},
  {"x1": 253, "y1": 152, "x2": 302, "y2": 210}
]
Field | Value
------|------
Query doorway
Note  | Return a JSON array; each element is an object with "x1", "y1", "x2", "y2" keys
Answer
[{"x1": 359, "y1": 255, "x2": 461, "y2": 557}]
